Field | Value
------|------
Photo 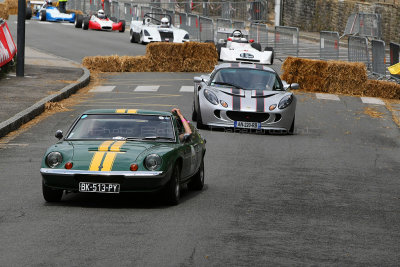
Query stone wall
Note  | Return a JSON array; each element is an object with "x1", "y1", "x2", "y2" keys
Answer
[{"x1": 281, "y1": 0, "x2": 400, "y2": 44}]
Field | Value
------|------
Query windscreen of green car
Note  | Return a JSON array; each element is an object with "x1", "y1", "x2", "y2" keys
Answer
[
  {"x1": 66, "y1": 114, "x2": 175, "y2": 141},
  {"x1": 210, "y1": 68, "x2": 283, "y2": 91}
]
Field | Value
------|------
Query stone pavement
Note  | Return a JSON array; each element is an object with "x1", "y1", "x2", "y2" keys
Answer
[{"x1": 0, "y1": 47, "x2": 90, "y2": 138}]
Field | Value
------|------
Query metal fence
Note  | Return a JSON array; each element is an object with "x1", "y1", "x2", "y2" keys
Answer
[
  {"x1": 371, "y1": 40, "x2": 386, "y2": 77},
  {"x1": 249, "y1": 23, "x2": 268, "y2": 48},
  {"x1": 111, "y1": 0, "x2": 120, "y2": 20},
  {"x1": 199, "y1": 16, "x2": 214, "y2": 42},
  {"x1": 343, "y1": 13, "x2": 381, "y2": 39},
  {"x1": 348, "y1": 36, "x2": 370, "y2": 68},
  {"x1": 216, "y1": 18, "x2": 232, "y2": 42},
  {"x1": 274, "y1": 26, "x2": 299, "y2": 57},
  {"x1": 320, "y1": 31, "x2": 339, "y2": 61}
]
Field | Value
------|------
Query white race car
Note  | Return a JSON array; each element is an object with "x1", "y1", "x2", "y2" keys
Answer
[
  {"x1": 216, "y1": 29, "x2": 274, "y2": 65},
  {"x1": 129, "y1": 13, "x2": 189, "y2": 44}
]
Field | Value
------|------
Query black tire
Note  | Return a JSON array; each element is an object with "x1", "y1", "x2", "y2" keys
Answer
[
  {"x1": 191, "y1": 101, "x2": 197, "y2": 121},
  {"x1": 119, "y1": 20, "x2": 125, "y2": 32},
  {"x1": 288, "y1": 115, "x2": 295, "y2": 135},
  {"x1": 163, "y1": 164, "x2": 181, "y2": 205},
  {"x1": 251, "y1": 42, "x2": 262, "y2": 51},
  {"x1": 130, "y1": 30, "x2": 135, "y2": 43},
  {"x1": 39, "y1": 10, "x2": 46, "y2": 21},
  {"x1": 25, "y1": 7, "x2": 32, "y2": 20},
  {"x1": 75, "y1": 14, "x2": 83, "y2": 28},
  {"x1": 83, "y1": 17, "x2": 89, "y2": 30},
  {"x1": 42, "y1": 182, "x2": 63, "y2": 202},
  {"x1": 139, "y1": 31, "x2": 147, "y2": 45},
  {"x1": 188, "y1": 159, "x2": 204, "y2": 191},
  {"x1": 196, "y1": 105, "x2": 207, "y2": 130}
]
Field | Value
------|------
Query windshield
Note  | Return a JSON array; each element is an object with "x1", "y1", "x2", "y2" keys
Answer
[
  {"x1": 66, "y1": 114, "x2": 175, "y2": 141},
  {"x1": 210, "y1": 68, "x2": 283, "y2": 91}
]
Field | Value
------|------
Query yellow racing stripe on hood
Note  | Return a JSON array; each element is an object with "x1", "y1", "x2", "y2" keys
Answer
[
  {"x1": 127, "y1": 109, "x2": 137, "y2": 114},
  {"x1": 110, "y1": 141, "x2": 126, "y2": 152},
  {"x1": 101, "y1": 152, "x2": 118, "y2": 171},
  {"x1": 89, "y1": 152, "x2": 106, "y2": 171},
  {"x1": 98, "y1": 140, "x2": 114, "y2": 151},
  {"x1": 116, "y1": 109, "x2": 127, "y2": 113}
]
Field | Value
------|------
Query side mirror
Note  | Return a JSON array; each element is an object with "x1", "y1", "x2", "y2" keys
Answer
[
  {"x1": 290, "y1": 83, "x2": 300, "y2": 90},
  {"x1": 55, "y1": 130, "x2": 63, "y2": 140},
  {"x1": 193, "y1": 76, "x2": 202, "y2": 83}
]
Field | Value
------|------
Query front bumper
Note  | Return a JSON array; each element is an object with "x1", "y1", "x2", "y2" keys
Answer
[{"x1": 41, "y1": 168, "x2": 171, "y2": 192}]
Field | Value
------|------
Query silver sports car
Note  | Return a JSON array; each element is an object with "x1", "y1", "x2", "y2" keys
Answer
[{"x1": 192, "y1": 62, "x2": 299, "y2": 134}]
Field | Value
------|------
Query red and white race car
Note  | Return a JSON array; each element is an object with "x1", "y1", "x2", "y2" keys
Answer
[{"x1": 74, "y1": 13, "x2": 125, "y2": 32}]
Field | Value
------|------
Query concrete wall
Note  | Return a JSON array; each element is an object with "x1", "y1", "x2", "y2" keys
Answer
[{"x1": 281, "y1": 0, "x2": 400, "y2": 44}]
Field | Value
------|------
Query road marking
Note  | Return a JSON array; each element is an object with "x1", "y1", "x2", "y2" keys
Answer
[
  {"x1": 315, "y1": 93, "x2": 340, "y2": 101},
  {"x1": 134, "y1": 85, "x2": 160, "y2": 92},
  {"x1": 90, "y1": 86, "x2": 116, "y2": 92},
  {"x1": 361, "y1": 97, "x2": 385, "y2": 105},
  {"x1": 179, "y1": 86, "x2": 194, "y2": 92}
]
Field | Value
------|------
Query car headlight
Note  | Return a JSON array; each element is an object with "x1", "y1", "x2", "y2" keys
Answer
[
  {"x1": 46, "y1": 152, "x2": 63, "y2": 168},
  {"x1": 144, "y1": 30, "x2": 150, "y2": 36},
  {"x1": 144, "y1": 154, "x2": 162, "y2": 171},
  {"x1": 183, "y1": 34, "x2": 189, "y2": 40},
  {"x1": 278, "y1": 94, "x2": 293, "y2": 109},
  {"x1": 203, "y1": 89, "x2": 219, "y2": 105}
]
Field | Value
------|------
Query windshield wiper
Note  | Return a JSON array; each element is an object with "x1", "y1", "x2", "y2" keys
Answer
[
  {"x1": 126, "y1": 137, "x2": 144, "y2": 141},
  {"x1": 213, "y1": 81, "x2": 241, "y2": 89},
  {"x1": 142, "y1": 136, "x2": 174, "y2": 140}
]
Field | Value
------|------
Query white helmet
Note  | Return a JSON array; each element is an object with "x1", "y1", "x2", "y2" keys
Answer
[
  {"x1": 160, "y1": 17, "x2": 169, "y2": 28},
  {"x1": 97, "y1": 9, "x2": 105, "y2": 19}
]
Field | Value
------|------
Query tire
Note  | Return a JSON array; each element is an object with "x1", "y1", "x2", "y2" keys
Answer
[
  {"x1": 25, "y1": 7, "x2": 32, "y2": 20},
  {"x1": 196, "y1": 105, "x2": 207, "y2": 130},
  {"x1": 130, "y1": 30, "x2": 136, "y2": 43},
  {"x1": 42, "y1": 182, "x2": 63, "y2": 202},
  {"x1": 191, "y1": 101, "x2": 197, "y2": 121},
  {"x1": 139, "y1": 31, "x2": 146, "y2": 45},
  {"x1": 251, "y1": 42, "x2": 262, "y2": 51},
  {"x1": 188, "y1": 159, "x2": 204, "y2": 191},
  {"x1": 83, "y1": 17, "x2": 89, "y2": 30},
  {"x1": 119, "y1": 20, "x2": 125, "y2": 32},
  {"x1": 163, "y1": 164, "x2": 181, "y2": 205},
  {"x1": 39, "y1": 10, "x2": 46, "y2": 21},
  {"x1": 288, "y1": 115, "x2": 295, "y2": 135},
  {"x1": 75, "y1": 14, "x2": 83, "y2": 28}
]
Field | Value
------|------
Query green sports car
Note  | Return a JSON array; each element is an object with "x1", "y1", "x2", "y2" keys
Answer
[{"x1": 40, "y1": 109, "x2": 206, "y2": 205}]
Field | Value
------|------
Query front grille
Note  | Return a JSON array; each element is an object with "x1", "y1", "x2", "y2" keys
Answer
[
  {"x1": 159, "y1": 31, "x2": 174, "y2": 42},
  {"x1": 226, "y1": 111, "x2": 269, "y2": 122},
  {"x1": 102, "y1": 26, "x2": 112, "y2": 30}
]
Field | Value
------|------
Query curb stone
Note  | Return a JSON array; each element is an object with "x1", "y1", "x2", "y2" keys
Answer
[{"x1": 0, "y1": 67, "x2": 90, "y2": 139}]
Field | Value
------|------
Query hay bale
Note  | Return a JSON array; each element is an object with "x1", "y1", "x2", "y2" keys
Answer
[
  {"x1": 183, "y1": 58, "x2": 217, "y2": 73},
  {"x1": 324, "y1": 61, "x2": 367, "y2": 95},
  {"x1": 120, "y1": 56, "x2": 153, "y2": 72},
  {"x1": 67, "y1": 9, "x2": 84, "y2": 15},
  {"x1": 182, "y1": 42, "x2": 218, "y2": 61},
  {"x1": 364, "y1": 80, "x2": 400, "y2": 99},
  {"x1": 0, "y1": 3, "x2": 9, "y2": 20},
  {"x1": 146, "y1": 42, "x2": 185, "y2": 61},
  {"x1": 152, "y1": 58, "x2": 184, "y2": 72},
  {"x1": 82, "y1": 55, "x2": 122, "y2": 72}
]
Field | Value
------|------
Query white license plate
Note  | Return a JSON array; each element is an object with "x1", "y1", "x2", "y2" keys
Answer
[
  {"x1": 234, "y1": 121, "x2": 261, "y2": 129},
  {"x1": 79, "y1": 182, "x2": 120, "y2": 193}
]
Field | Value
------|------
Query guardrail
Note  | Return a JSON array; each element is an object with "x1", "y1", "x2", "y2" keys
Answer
[
  {"x1": 348, "y1": 36, "x2": 370, "y2": 68},
  {"x1": 274, "y1": 26, "x2": 299, "y2": 58},
  {"x1": 320, "y1": 31, "x2": 339, "y2": 61},
  {"x1": 371, "y1": 40, "x2": 386, "y2": 78}
]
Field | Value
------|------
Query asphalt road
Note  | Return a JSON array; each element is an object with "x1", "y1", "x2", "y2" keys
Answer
[{"x1": 1, "y1": 19, "x2": 400, "y2": 266}]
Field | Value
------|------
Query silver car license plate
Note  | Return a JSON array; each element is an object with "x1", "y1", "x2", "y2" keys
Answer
[
  {"x1": 79, "y1": 182, "x2": 120, "y2": 193},
  {"x1": 234, "y1": 121, "x2": 261, "y2": 129}
]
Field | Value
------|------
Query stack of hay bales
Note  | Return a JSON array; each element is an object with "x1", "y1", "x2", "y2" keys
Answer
[
  {"x1": 0, "y1": 3, "x2": 9, "y2": 20},
  {"x1": 82, "y1": 42, "x2": 218, "y2": 73}
]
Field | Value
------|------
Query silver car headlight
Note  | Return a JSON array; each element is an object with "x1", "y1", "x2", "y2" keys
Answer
[
  {"x1": 203, "y1": 89, "x2": 219, "y2": 105},
  {"x1": 278, "y1": 95, "x2": 293, "y2": 109},
  {"x1": 144, "y1": 154, "x2": 162, "y2": 171},
  {"x1": 46, "y1": 152, "x2": 63, "y2": 168}
]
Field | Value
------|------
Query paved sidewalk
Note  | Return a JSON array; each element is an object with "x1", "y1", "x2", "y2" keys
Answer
[{"x1": 0, "y1": 47, "x2": 90, "y2": 138}]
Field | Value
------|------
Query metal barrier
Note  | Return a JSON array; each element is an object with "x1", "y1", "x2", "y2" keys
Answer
[
  {"x1": 249, "y1": 23, "x2": 268, "y2": 48},
  {"x1": 176, "y1": 12, "x2": 187, "y2": 30},
  {"x1": 348, "y1": 36, "x2": 370, "y2": 68},
  {"x1": 110, "y1": 0, "x2": 120, "y2": 20},
  {"x1": 103, "y1": 0, "x2": 111, "y2": 18},
  {"x1": 124, "y1": 3, "x2": 132, "y2": 22},
  {"x1": 371, "y1": 40, "x2": 386, "y2": 77},
  {"x1": 199, "y1": 16, "x2": 214, "y2": 42},
  {"x1": 232, "y1": 21, "x2": 245, "y2": 31},
  {"x1": 274, "y1": 26, "x2": 299, "y2": 57},
  {"x1": 320, "y1": 31, "x2": 339, "y2": 61},
  {"x1": 389, "y1": 42, "x2": 400, "y2": 80},
  {"x1": 343, "y1": 13, "x2": 381, "y2": 39},
  {"x1": 216, "y1": 18, "x2": 232, "y2": 42},
  {"x1": 187, "y1": 14, "x2": 200, "y2": 41},
  {"x1": 140, "y1": 6, "x2": 152, "y2": 20}
]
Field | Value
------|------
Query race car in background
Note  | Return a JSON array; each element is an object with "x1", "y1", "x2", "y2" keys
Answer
[
  {"x1": 26, "y1": 1, "x2": 75, "y2": 23},
  {"x1": 216, "y1": 29, "x2": 274, "y2": 65},
  {"x1": 74, "y1": 10, "x2": 125, "y2": 32},
  {"x1": 130, "y1": 13, "x2": 189, "y2": 44},
  {"x1": 192, "y1": 62, "x2": 299, "y2": 134}
]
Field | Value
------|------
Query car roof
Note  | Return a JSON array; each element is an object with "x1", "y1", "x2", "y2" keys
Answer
[
  {"x1": 214, "y1": 62, "x2": 276, "y2": 73},
  {"x1": 83, "y1": 109, "x2": 172, "y2": 116}
]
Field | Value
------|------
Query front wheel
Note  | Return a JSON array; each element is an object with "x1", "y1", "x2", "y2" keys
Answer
[
  {"x1": 82, "y1": 17, "x2": 89, "y2": 30},
  {"x1": 188, "y1": 159, "x2": 204, "y2": 190},
  {"x1": 288, "y1": 115, "x2": 295, "y2": 135},
  {"x1": 75, "y1": 14, "x2": 83, "y2": 28},
  {"x1": 42, "y1": 182, "x2": 63, "y2": 202},
  {"x1": 163, "y1": 164, "x2": 181, "y2": 205},
  {"x1": 25, "y1": 7, "x2": 32, "y2": 20},
  {"x1": 130, "y1": 30, "x2": 136, "y2": 43},
  {"x1": 119, "y1": 20, "x2": 125, "y2": 32},
  {"x1": 39, "y1": 10, "x2": 46, "y2": 21}
]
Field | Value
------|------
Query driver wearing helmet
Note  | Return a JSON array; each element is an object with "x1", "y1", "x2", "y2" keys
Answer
[
  {"x1": 232, "y1": 31, "x2": 242, "y2": 40},
  {"x1": 160, "y1": 17, "x2": 170, "y2": 28},
  {"x1": 97, "y1": 9, "x2": 106, "y2": 19}
]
